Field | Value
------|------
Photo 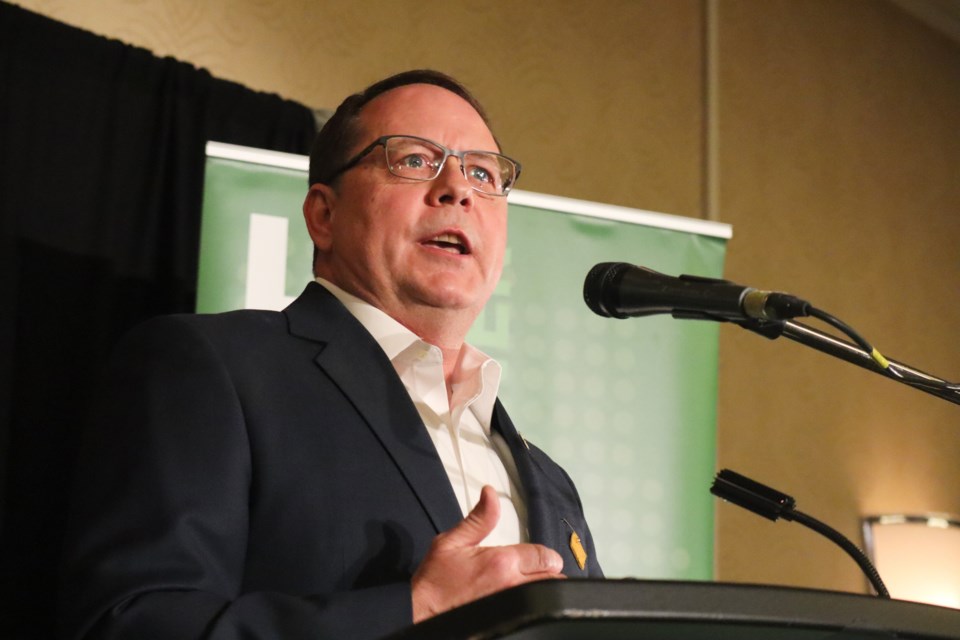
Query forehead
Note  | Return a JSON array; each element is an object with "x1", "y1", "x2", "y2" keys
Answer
[{"x1": 355, "y1": 84, "x2": 498, "y2": 151}]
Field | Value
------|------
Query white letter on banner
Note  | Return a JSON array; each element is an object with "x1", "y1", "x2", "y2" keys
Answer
[{"x1": 245, "y1": 213, "x2": 296, "y2": 310}]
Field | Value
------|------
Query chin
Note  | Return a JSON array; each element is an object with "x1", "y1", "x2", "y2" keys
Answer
[
  {"x1": 422, "y1": 293, "x2": 478, "y2": 312},
  {"x1": 415, "y1": 276, "x2": 493, "y2": 310},
  {"x1": 418, "y1": 288, "x2": 487, "y2": 316}
]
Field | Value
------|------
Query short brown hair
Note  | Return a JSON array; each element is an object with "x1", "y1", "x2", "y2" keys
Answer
[{"x1": 308, "y1": 69, "x2": 496, "y2": 186}]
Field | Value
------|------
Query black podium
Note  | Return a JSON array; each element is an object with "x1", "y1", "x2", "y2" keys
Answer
[{"x1": 388, "y1": 580, "x2": 960, "y2": 640}]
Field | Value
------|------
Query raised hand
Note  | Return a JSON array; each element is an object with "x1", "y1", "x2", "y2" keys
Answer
[{"x1": 410, "y1": 484, "x2": 565, "y2": 622}]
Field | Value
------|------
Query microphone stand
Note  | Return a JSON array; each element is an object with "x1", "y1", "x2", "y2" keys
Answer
[
  {"x1": 711, "y1": 469, "x2": 890, "y2": 598},
  {"x1": 737, "y1": 319, "x2": 960, "y2": 406}
]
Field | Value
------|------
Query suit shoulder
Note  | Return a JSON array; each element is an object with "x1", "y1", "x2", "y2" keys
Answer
[
  {"x1": 134, "y1": 308, "x2": 284, "y2": 335},
  {"x1": 116, "y1": 308, "x2": 289, "y2": 359}
]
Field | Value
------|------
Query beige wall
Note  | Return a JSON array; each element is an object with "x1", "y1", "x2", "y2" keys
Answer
[
  {"x1": 15, "y1": 0, "x2": 960, "y2": 594},
  {"x1": 716, "y1": 0, "x2": 960, "y2": 592}
]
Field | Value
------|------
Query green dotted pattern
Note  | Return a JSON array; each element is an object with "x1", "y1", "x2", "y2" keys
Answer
[{"x1": 469, "y1": 206, "x2": 726, "y2": 579}]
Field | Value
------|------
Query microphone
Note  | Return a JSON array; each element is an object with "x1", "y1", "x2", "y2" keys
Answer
[
  {"x1": 583, "y1": 262, "x2": 810, "y2": 322},
  {"x1": 711, "y1": 469, "x2": 890, "y2": 598}
]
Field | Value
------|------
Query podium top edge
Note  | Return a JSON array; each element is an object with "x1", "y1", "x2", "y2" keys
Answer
[{"x1": 388, "y1": 580, "x2": 960, "y2": 640}]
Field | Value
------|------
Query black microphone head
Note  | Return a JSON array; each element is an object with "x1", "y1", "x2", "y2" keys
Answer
[
  {"x1": 583, "y1": 262, "x2": 630, "y2": 318},
  {"x1": 711, "y1": 469, "x2": 796, "y2": 522}
]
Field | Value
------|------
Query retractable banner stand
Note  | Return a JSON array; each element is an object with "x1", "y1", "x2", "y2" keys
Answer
[{"x1": 199, "y1": 142, "x2": 732, "y2": 580}]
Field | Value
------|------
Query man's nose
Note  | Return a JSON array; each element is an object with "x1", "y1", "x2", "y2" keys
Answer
[{"x1": 428, "y1": 156, "x2": 473, "y2": 206}]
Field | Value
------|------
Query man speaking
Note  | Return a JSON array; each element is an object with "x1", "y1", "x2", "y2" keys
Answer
[{"x1": 60, "y1": 69, "x2": 602, "y2": 640}]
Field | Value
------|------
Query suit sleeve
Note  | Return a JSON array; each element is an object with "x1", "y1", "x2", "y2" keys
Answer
[{"x1": 58, "y1": 316, "x2": 414, "y2": 640}]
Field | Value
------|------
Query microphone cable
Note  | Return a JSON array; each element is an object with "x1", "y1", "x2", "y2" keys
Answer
[
  {"x1": 804, "y1": 305, "x2": 959, "y2": 394},
  {"x1": 805, "y1": 306, "x2": 894, "y2": 374}
]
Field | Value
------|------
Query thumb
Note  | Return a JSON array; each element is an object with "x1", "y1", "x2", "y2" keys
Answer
[{"x1": 438, "y1": 485, "x2": 500, "y2": 550}]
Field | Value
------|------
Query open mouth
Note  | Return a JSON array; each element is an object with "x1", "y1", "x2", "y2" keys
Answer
[{"x1": 422, "y1": 232, "x2": 470, "y2": 255}]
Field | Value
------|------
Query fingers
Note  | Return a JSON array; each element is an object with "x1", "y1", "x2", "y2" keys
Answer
[
  {"x1": 517, "y1": 542, "x2": 564, "y2": 576},
  {"x1": 411, "y1": 486, "x2": 567, "y2": 622},
  {"x1": 434, "y1": 484, "x2": 500, "y2": 550},
  {"x1": 481, "y1": 539, "x2": 564, "y2": 580},
  {"x1": 412, "y1": 540, "x2": 566, "y2": 622}
]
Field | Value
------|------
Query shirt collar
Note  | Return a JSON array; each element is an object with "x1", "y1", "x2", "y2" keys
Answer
[
  {"x1": 314, "y1": 277, "x2": 502, "y2": 428},
  {"x1": 314, "y1": 277, "x2": 421, "y2": 361}
]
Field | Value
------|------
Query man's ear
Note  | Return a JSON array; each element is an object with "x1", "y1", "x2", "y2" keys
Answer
[{"x1": 303, "y1": 183, "x2": 336, "y2": 253}]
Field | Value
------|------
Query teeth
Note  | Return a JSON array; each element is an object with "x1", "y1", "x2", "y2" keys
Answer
[
  {"x1": 427, "y1": 233, "x2": 467, "y2": 254},
  {"x1": 433, "y1": 233, "x2": 461, "y2": 245}
]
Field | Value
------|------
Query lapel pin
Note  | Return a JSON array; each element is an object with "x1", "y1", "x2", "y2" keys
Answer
[{"x1": 569, "y1": 530, "x2": 587, "y2": 570}]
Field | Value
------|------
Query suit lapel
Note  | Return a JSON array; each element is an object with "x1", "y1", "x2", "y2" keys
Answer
[
  {"x1": 493, "y1": 401, "x2": 593, "y2": 577},
  {"x1": 491, "y1": 401, "x2": 554, "y2": 548},
  {"x1": 285, "y1": 283, "x2": 463, "y2": 535}
]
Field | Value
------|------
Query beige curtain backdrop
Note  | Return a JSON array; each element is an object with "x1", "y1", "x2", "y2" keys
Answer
[{"x1": 16, "y1": 0, "x2": 959, "y2": 595}]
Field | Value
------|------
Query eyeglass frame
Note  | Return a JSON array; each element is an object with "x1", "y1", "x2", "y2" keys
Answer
[{"x1": 325, "y1": 134, "x2": 522, "y2": 196}]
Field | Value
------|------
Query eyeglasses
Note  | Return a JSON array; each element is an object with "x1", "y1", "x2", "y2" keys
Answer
[{"x1": 329, "y1": 135, "x2": 522, "y2": 196}]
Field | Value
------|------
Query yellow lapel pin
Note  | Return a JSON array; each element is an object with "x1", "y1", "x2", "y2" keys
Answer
[{"x1": 569, "y1": 531, "x2": 587, "y2": 570}]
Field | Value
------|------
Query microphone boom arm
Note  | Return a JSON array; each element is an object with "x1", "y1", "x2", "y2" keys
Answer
[{"x1": 737, "y1": 319, "x2": 960, "y2": 406}]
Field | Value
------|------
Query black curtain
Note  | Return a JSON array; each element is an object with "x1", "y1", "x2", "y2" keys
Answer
[{"x1": 0, "y1": 3, "x2": 317, "y2": 637}]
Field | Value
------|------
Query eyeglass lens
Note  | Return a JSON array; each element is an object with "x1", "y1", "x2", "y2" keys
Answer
[{"x1": 383, "y1": 137, "x2": 514, "y2": 195}]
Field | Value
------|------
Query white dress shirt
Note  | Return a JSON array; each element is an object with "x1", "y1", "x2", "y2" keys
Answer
[{"x1": 315, "y1": 278, "x2": 528, "y2": 546}]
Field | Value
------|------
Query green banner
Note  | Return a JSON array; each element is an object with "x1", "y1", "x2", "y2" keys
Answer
[{"x1": 199, "y1": 142, "x2": 731, "y2": 580}]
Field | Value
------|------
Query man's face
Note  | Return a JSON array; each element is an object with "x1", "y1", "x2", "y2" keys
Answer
[{"x1": 306, "y1": 84, "x2": 508, "y2": 333}]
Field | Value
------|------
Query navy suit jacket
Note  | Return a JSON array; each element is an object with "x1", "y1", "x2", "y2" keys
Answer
[{"x1": 59, "y1": 282, "x2": 601, "y2": 640}]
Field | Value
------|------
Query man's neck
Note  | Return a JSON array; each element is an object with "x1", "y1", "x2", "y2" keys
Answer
[
  {"x1": 314, "y1": 276, "x2": 473, "y2": 389},
  {"x1": 391, "y1": 308, "x2": 470, "y2": 388}
]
